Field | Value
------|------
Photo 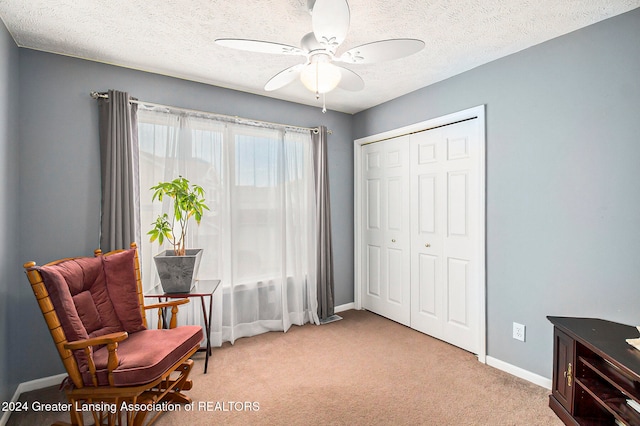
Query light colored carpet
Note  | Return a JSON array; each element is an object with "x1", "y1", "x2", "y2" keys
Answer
[{"x1": 8, "y1": 309, "x2": 562, "y2": 425}]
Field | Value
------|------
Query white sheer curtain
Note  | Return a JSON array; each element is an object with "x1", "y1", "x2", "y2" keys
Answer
[{"x1": 137, "y1": 106, "x2": 319, "y2": 346}]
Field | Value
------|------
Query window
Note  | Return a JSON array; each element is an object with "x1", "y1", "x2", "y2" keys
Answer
[{"x1": 137, "y1": 106, "x2": 317, "y2": 343}]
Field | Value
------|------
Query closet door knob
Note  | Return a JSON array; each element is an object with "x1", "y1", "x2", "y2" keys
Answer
[
  {"x1": 425, "y1": 243, "x2": 431, "y2": 247},
  {"x1": 391, "y1": 239, "x2": 396, "y2": 243}
]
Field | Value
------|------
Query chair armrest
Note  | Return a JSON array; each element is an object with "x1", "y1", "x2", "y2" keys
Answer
[
  {"x1": 144, "y1": 299, "x2": 190, "y2": 329},
  {"x1": 64, "y1": 331, "x2": 128, "y2": 351},
  {"x1": 64, "y1": 332, "x2": 128, "y2": 387}
]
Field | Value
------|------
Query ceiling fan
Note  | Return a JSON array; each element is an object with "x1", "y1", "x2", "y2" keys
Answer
[{"x1": 215, "y1": 0, "x2": 424, "y2": 112}]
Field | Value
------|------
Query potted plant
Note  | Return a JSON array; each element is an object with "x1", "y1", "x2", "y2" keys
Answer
[{"x1": 148, "y1": 176, "x2": 209, "y2": 293}]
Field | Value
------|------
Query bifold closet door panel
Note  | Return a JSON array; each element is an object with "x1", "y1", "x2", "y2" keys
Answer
[
  {"x1": 410, "y1": 127, "x2": 445, "y2": 339},
  {"x1": 360, "y1": 136, "x2": 411, "y2": 326},
  {"x1": 410, "y1": 119, "x2": 480, "y2": 354}
]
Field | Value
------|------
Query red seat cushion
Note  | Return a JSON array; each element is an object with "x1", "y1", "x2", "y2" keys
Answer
[{"x1": 87, "y1": 325, "x2": 203, "y2": 387}]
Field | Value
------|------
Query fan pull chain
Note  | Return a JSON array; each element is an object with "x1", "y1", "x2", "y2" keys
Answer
[
  {"x1": 315, "y1": 60, "x2": 320, "y2": 100},
  {"x1": 316, "y1": 61, "x2": 326, "y2": 113}
]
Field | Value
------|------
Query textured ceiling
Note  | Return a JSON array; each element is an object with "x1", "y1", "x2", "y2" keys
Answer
[{"x1": 1, "y1": 0, "x2": 639, "y2": 114}]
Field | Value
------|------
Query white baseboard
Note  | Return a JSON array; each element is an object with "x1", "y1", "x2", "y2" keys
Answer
[
  {"x1": 0, "y1": 373, "x2": 67, "y2": 426},
  {"x1": 486, "y1": 356, "x2": 552, "y2": 390},
  {"x1": 0, "y1": 403, "x2": 11, "y2": 426},
  {"x1": 335, "y1": 302, "x2": 355, "y2": 313},
  {"x1": 15, "y1": 373, "x2": 66, "y2": 394}
]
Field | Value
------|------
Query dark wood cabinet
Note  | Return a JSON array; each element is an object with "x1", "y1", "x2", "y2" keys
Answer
[{"x1": 548, "y1": 317, "x2": 640, "y2": 426}]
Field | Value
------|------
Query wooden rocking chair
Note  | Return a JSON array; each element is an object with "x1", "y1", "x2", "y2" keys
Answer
[{"x1": 23, "y1": 242, "x2": 203, "y2": 426}]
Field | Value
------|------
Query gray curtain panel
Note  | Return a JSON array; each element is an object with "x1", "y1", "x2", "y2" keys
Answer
[
  {"x1": 312, "y1": 126, "x2": 335, "y2": 320},
  {"x1": 98, "y1": 90, "x2": 140, "y2": 252}
]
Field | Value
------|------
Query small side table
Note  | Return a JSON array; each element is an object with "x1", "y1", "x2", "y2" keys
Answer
[{"x1": 145, "y1": 279, "x2": 221, "y2": 373}]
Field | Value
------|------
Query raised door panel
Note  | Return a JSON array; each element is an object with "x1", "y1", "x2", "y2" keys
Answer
[
  {"x1": 418, "y1": 174, "x2": 437, "y2": 234},
  {"x1": 446, "y1": 257, "x2": 469, "y2": 327},
  {"x1": 366, "y1": 245, "x2": 381, "y2": 297},
  {"x1": 366, "y1": 179, "x2": 380, "y2": 230},
  {"x1": 447, "y1": 135, "x2": 470, "y2": 161},
  {"x1": 366, "y1": 150, "x2": 381, "y2": 171},
  {"x1": 387, "y1": 248, "x2": 404, "y2": 304},
  {"x1": 552, "y1": 328, "x2": 574, "y2": 413},
  {"x1": 416, "y1": 253, "x2": 438, "y2": 318},
  {"x1": 447, "y1": 171, "x2": 468, "y2": 238},
  {"x1": 387, "y1": 177, "x2": 403, "y2": 232}
]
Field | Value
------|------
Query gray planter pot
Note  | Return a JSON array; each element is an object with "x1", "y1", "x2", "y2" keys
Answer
[{"x1": 153, "y1": 248, "x2": 203, "y2": 293}]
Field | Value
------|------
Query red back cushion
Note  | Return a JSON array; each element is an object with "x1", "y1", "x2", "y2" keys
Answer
[
  {"x1": 72, "y1": 291, "x2": 103, "y2": 334},
  {"x1": 103, "y1": 249, "x2": 145, "y2": 334},
  {"x1": 39, "y1": 256, "x2": 122, "y2": 374}
]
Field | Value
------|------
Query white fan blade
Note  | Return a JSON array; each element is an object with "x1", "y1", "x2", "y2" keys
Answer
[
  {"x1": 216, "y1": 39, "x2": 304, "y2": 56},
  {"x1": 312, "y1": 0, "x2": 350, "y2": 50},
  {"x1": 264, "y1": 64, "x2": 305, "y2": 91},
  {"x1": 336, "y1": 66, "x2": 364, "y2": 91},
  {"x1": 338, "y1": 39, "x2": 424, "y2": 64}
]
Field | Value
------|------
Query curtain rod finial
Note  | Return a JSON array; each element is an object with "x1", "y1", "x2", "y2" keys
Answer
[{"x1": 90, "y1": 91, "x2": 109, "y2": 99}]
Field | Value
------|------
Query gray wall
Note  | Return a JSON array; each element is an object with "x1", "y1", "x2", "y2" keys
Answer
[
  {"x1": 0, "y1": 21, "x2": 20, "y2": 403},
  {"x1": 353, "y1": 8, "x2": 640, "y2": 377},
  {"x1": 14, "y1": 49, "x2": 354, "y2": 383}
]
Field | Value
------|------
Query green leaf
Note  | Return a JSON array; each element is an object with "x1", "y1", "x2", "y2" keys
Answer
[{"x1": 147, "y1": 176, "x2": 210, "y2": 250}]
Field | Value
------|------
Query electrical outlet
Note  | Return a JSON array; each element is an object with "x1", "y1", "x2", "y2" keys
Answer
[{"x1": 513, "y1": 322, "x2": 525, "y2": 342}]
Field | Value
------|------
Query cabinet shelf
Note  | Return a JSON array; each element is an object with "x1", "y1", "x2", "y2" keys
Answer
[
  {"x1": 576, "y1": 377, "x2": 640, "y2": 425},
  {"x1": 579, "y1": 356, "x2": 640, "y2": 406}
]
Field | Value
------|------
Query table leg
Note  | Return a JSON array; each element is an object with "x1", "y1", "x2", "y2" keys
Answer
[
  {"x1": 200, "y1": 295, "x2": 212, "y2": 374},
  {"x1": 160, "y1": 297, "x2": 168, "y2": 329}
]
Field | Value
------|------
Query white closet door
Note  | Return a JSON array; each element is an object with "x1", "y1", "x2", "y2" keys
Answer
[
  {"x1": 361, "y1": 135, "x2": 411, "y2": 326},
  {"x1": 410, "y1": 119, "x2": 480, "y2": 354}
]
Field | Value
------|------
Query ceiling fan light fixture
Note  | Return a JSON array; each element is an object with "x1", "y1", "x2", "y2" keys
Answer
[
  {"x1": 216, "y1": 0, "x2": 424, "y2": 111},
  {"x1": 300, "y1": 54, "x2": 342, "y2": 95}
]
